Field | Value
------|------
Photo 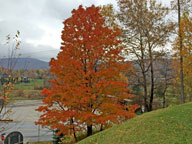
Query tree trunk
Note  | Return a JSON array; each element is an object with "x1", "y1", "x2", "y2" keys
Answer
[
  {"x1": 149, "y1": 46, "x2": 154, "y2": 112},
  {"x1": 162, "y1": 83, "x2": 168, "y2": 108},
  {"x1": 87, "y1": 125, "x2": 93, "y2": 136},
  {"x1": 100, "y1": 124, "x2": 103, "y2": 131},
  {"x1": 149, "y1": 68, "x2": 154, "y2": 111},
  {"x1": 140, "y1": 36, "x2": 149, "y2": 112},
  {"x1": 163, "y1": 93, "x2": 166, "y2": 108},
  {"x1": 71, "y1": 118, "x2": 77, "y2": 142},
  {"x1": 178, "y1": 0, "x2": 185, "y2": 104},
  {"x1": 142, "y1": 71, "x2": 149, "y2": 112},
  {"x1": 73, "y1": 130, "x2": 77, "y2": 142}
]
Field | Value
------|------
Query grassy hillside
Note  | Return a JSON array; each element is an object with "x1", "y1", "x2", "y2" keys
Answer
[{"x1": 78, "y1": 103, "x2": 192, "y2": 144}]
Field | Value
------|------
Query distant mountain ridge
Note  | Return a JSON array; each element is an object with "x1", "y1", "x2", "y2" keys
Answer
[
  {"x1": 0, "y1": 57, "x2": 173, "y2": 71},
  {"x1": 0, "y1": 58, "x2": 49, "y2": 70}
]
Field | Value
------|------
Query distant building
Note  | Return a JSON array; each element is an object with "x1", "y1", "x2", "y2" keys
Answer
[{"x1": 20, "y1": 75, "x2": 29, "y2": 83}]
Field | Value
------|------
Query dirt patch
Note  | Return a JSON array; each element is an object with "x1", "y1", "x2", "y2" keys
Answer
[{"x1": 9, "y1": 89, "x2": 43, "y2": 100}]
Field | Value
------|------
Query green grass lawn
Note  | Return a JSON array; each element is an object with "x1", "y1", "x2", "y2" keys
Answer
[
  {"x1": 14, "y1": 79, "x2": 44, "y2": 90},
  {"x1": 0, "y1": 79, "x2": 44, "y2": 101},
  {"x1": 78, "y1": 103, "x2": 192, "y2": 144}
]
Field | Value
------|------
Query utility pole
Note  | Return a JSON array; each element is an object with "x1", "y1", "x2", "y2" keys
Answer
[
  {"x1": 38, "y1": 125, "x2": 40, "y2": 142},
  {"x1": 178, "y1": 0, "x2": 185, "y2": 104}
]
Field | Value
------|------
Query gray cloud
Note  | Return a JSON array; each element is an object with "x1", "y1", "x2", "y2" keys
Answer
[
  {"x1": 19, "y1": 42, "x2": 60, "y2": 62},
  {"x1": 0, "y1": 0, "x2": 118, "y2": 62},
  {"x1": 0, "y1": 0, "x2": 168, "y2": 62},
  {"x1": 0, "y1": 40, "x2": 60, "y2": 62}
]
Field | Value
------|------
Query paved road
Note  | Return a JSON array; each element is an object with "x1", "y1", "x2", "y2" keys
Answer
[{"x1": 0, "y1": 100, "x2": 53, "y2": 143}]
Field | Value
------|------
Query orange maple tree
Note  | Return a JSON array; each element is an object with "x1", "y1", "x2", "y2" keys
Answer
[{"x1": 36, "y1": 5, "x2": 139, "y2": 140}]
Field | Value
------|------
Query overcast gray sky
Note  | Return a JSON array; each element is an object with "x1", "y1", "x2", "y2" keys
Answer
[{"x1": 0, "y1": 0, "x2": 169, "y2": 62}]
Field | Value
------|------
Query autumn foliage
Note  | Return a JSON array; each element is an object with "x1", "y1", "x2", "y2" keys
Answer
[
  {"x1": 173, "y1": 13, "x2": 192, "y2": 100},
  {"x1": 36, "y1": 5, "x2": 139, "y2": 139}
]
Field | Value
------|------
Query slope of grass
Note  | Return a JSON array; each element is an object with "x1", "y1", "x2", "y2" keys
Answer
[{"x1": 78, "y1": 103, "x2": 192, "y2": 144}]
